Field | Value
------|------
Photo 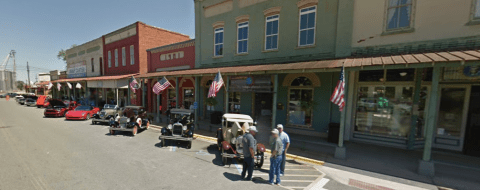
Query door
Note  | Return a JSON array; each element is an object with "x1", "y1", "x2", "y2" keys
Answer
[
  {"x1": 464, "y1": 86, "x2": 480, "y2": 156},
  {"x1": 434, "y1": 85, "x2": 470, "y2": 151},
  {"x1": 254, "y1": 93, "x2": 273, "y2": 120}
]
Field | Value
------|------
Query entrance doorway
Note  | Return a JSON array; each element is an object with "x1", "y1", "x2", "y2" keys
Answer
[
  {"x1": 465, "y1": 86, "x2": 480, "y2": 157},
  {"x1": 254, "y1": 93, "x2": 273, "y2": 121}
]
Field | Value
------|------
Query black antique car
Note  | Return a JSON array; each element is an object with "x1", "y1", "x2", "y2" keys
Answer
[
  {"x1": 109, "y1": 106, "x2": 150, "y2": 136},
  {"x1": 160, "y1": 109, "x2": 195, "y2": 149}
]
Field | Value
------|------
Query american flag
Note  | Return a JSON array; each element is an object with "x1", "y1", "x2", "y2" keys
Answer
[
  {"x1": 153, "y1": 77, "x2": 172, "y2": 95},
  {"x1": 208, "y1": 71, "x2": 224, "y2": 98},
  {"x1": 57, "y1": 83, "x2": 61, "y2": 91},
  {"x1": 330, "y1": 67, "x2": 345, "y2": 111},
  {"x1": 130, "y1": 76, "x2": 139, "y2": 93}
]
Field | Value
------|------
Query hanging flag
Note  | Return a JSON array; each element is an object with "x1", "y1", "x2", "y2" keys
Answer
[
  {"x1": 76, "y1": 83, "x2": 82, "y2": 89},
  {"x1": 330, "y1": 67, "x2": 345, "y2": 111},
  {"x1": 57, "y1": 83, "x2": 62, "y2": 91},
  {"x1": 130, "y1": 76, "x2": 140, "y2": 93},
  {"x1": 67, "y1": 82, "x2": 72, "y2": 89},
  {"x1": 208, "y1": 71, "x2": 224, "y2": 98},
  {"x1": 153, "y1": 77, "x2": 172, "y2": 95},
  {"x1": 47, "y1": 82, "x2": 53, "y2": 90}
]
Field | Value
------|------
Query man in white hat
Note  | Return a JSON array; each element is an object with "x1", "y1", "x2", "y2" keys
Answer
[
  {"x1": 241, "y1": 126, "x2": 258, "y2": 181},
  {"x1": 277, "y1": 124, "x2": 290, "y2": 176},
  {"x1": 269, "y1": 128, "x2": 283, "y2": 185}
]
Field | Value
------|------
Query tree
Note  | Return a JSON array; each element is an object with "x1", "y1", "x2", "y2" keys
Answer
[
  {"x1": 16, "y1": 81, "x2": 25, "y2": 91},
  {"x1": 57, "y1": 44, "x2": 77, "y2": 63}
]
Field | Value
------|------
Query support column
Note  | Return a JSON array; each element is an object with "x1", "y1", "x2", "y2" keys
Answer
[
  {"x1": 408, "y1": 68, "x2": 424, "y2": 149},
  {"x1": 224, "y1": 76, "x2": 229, "y2": 114},
  {"x1": 195, "y1": 76, "x2": 200, "y2": 129},
  {"x1": 418, "y1": 66, "x2": 441, "y2": 177},
  {"x1": 142, "y1": 79, "x2": 146, "y2": 107},
  {"x1": 335, "y1": 70, "x2": 348, "y2": 159},
  {"x1": 271, "y1": 74, "x2": 278, "y2": 130},
  {"x1": 116, "y1": 88, "x2": 119, "y2": 107},
  {"x1": 127, "y1": 78, "x2": 131, "y2": 106},
  {"x1": 156, "y1": 77, "x2": 161, "y2": 123},
  {"x1": 175, "y1": 77, "x2": 179, "y2": 109}
]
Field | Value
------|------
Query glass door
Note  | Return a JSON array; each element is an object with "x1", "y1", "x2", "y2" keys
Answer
[{"x1": 434, "y1": 85, "x2": 470, "y2": 151}]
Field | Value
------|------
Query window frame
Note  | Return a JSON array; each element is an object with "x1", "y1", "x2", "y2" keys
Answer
[
  {"x1": 130, "y1": 45, "x2": 135, "y2": 65},
  {"x1": 91, "y1": 58, "x2": 94, "y2": 72},
  {"x1": 265, "y1": 14, "x2": 280, "y2": 51},
  {"x1": 122, "y1": 47, "x2": 126, "y2": 66},
  {"x1": 237, "y1": 21, "x2": 249, "y2": 54},
  {"x1": 107, "y1": 51, "x2": 112, "y2": 68},
  {"x1": 475, "y1": 0, "x2": 480, "y2": 20},
  {"x1": 114, "y1": 49, "x2": 118, "y2": 67},
  {"x1": 214, "y1": 27, "x2": 224, "y2": 57},
  {"x1": 298, "y1": 5, "x2": 317, "y2": 47},
  {"x1": 383, "y1": 0, "x2": 416, "y2": 33}
]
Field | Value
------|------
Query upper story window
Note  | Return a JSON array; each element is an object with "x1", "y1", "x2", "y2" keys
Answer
[
  {"x1": 474, "y1": 0, "x2": 480, "y2": 20},
  {"x1": 122, "y1": 47, "x2": 126, "y2": 66},
  {"x1": 114, "y1": 49, "x2": 118, "y2": 67},
  {"x1": 386, "y1": 0, "x2": 413, "y2": 31},
  {"x1": 130, "y1": 45, "x2": 134, "y2": 65},
  {"x1": 108, "y1": 51, "x2": 111, "y2": 68},
  {"x1": 91, "y1": 58, "x2": 94, "y2": 72},
  {"x1": 299, "y1": 6, "x2": 316, "y2": 46},
  {"x1": 237, "y1": 21, "x2": 249, "y2": 54},
  {"x1": 265, "y1": 15, "x2": 279, "y2": 50},
  {"x1": 214, "y1": 28, "x2": 224, "y2": 57}
]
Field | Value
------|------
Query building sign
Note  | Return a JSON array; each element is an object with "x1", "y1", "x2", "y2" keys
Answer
[
  {"x1": 444, "y1": 66, "x2": 480, "y2": 80},
  {"x1": 160, "y1": 51, "x2": 184, "y2": 61},
  {"x1": 229, "y1": 75, "x2": 272, "y2": 92},
  {"x1": 67, "y1": 61, "x2": 87, "y2": 78}
]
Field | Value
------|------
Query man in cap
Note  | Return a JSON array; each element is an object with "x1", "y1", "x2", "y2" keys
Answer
[
  {"x1": 269, "y1": 129, "x2": 283, "y2": 185},
  {"x1": 277, "y1": 124, "x2": 290, "y2": 176},
  {"x1": 241, "y1": 126, "x2": 258, "y2": 181}
]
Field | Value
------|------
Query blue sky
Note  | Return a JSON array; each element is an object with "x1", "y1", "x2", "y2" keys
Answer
[{"x1": 0, "y1": 0, "x2": 195, "y2": 83}]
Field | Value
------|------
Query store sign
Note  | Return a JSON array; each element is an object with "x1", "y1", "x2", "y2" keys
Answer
[
  {"x1": 67, "y1": 61, "x2": 87, "y2": 78},
  {"x1": 160, "y1": 51, "x2": 184, "y2": 61},
  {"x1": 444, "y1": 66, "x2": 480, "y2": 80},
  {"x1": 229, "y1": 75, "x2": 272, "y2": 92}
]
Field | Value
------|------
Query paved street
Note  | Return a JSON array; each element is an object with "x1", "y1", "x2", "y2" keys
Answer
[{"x1": 0, "y1": 99, "x2": 356, "y2": 190}]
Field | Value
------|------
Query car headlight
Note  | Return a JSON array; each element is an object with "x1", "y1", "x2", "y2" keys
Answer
[
  {"x1": 96, "y1": 111, "x2": 99, "y2": 114},
  {"x1": 182, "y1": 125, "x2": 187, "y2": 131},
  {"x1": 167, "y1": 124, "x2": 173, "y2": 130},
  {"x1": 82, "y1": 113, "x2": 86, "y2": 116},
  {"x1": 66, "y1": 111, "x2": 69, "y2": 115}
]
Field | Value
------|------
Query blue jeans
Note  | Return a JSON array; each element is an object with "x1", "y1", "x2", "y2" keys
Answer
[
  {"x1": 241, "y1": 156, "x2": 254, "y2": 180},
  {"x1": 280, "y1": 151, "x2": 286, "y2": 175},
  {"x1": 269, "y1": 155, "x2": 282, "y2": 184}
]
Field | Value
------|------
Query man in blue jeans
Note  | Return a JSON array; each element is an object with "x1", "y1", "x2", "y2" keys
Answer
[
  {"x1": 277, "y1": 124, "x2": 290, "y2": 176},
  {"x1": 269, "y1": 129, "x2": 283, "y2": 185},
  {"x1": 241, "y1": 126, "x2": 258, "y2": 181}
]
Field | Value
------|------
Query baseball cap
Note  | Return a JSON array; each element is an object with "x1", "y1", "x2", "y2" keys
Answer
[
  {"x1": 249, "y1": 126, "x2": 258, "y2": 132},
  {"x1": 271, "y1": 129, "x2": 279, "y2": 135},
  {"x1": 276, "y1": 124, "x2": 283, "y2": 129}
]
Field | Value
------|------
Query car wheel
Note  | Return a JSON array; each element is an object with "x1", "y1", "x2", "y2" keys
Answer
[
  {"x1": 92, "y1": 120, "x2": 96, "y2": 125},
  {"x1": 132, "y1": 126, "x2": 138, "y2": 136},
  {"x1": 86, "y1": 114, "x2": 90, "y2": 120},
  {"x1": 109, "y1": 128, "x2": 115, "y2": 135},
  {"x1": 187, "y1": 141, "x2": 192, "y2": 149},
  {"x1": 255, "y1": 152, "x2": 265, "y2": 169}
]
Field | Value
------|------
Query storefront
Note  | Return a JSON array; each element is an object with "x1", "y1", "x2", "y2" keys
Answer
[{"x1": 86, "y1": 75, "x2": 132, "y2": 108}]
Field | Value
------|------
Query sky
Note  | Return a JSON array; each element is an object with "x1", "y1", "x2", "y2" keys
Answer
[{"x1": 0, "y1": 0, "x2": 195, "y2": 84}]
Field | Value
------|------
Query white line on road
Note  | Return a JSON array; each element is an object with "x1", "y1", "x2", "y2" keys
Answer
[{"x1": 308, "y1": 178, "x2": 329, "y2": 190}]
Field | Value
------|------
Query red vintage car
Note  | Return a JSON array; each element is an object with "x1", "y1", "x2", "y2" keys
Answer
[
  {"x1": 44, "y1": 99, "x2": 79, "y2": 117},
  {"x1": 65, "y1": 105, "x2": 100, "y2": 120}
]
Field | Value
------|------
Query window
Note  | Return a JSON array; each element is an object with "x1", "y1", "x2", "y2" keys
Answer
[
  {"x1": 214, "y1": 28, "x2": 224, "y2": 57},
  {"x1": 183, "y1": 88, "x2": 194, "y2": 109},
  {"x1": 108, "y1": 51, "x2": 111, "y2": 68},
  {"x1": 288, "y1": 77, "x2": 314, "y2": 127},
  {"x1": 91, "y1": 58, "x2": 94, "y2": 72},
  {"x1": 299, "y1": 6, "x2": 316, "y2": 46},
  {"x1": 130, "y1": 45, "x2": 134, "y2": 65},
  {"x1": 265, "y1": 15, "x2": 279, "y2": 50},
  {"x1": 386, "y1": 0, "x2": 413, "y2": 31},
  {"x1": 474, "y1": 0, "x2": 480, "y2": 20},
  {"x1": 228, "y1": 92, "x2": 241, "y2": 113},
  {"x1": 168, "y1": 88, "x2": 176, "y2": 109},
  {"x1": 122, "y1": 47, "x2": 126, "y2": 66},
  {"x1": 237, "y1": 22, "x2": 249, "y2": 54},
  {"x1": 114, "y1": 49, "x2": 118, "y2": 67}
]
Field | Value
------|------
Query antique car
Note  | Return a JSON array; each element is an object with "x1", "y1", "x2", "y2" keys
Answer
[
  {"x1": 44, "y1": 99, "x2": 79, "y2": 117},
  {"x1": 216, "y1": 114, "x2": 266, "y2": 168},
  {"x1": 25, "y1": 98, "x2": 37, "y2": 107},
  {"x1": 92, "y1": 104, "x2": 123, "y2": 125},
  {"x1": 36, "y1": 95, "x2": 49, "y2": 108},
  {"x1": 159, "y1": 109, "x2": 195, "y2": 149},
  {"x1": 65, "y1": 105, "x2": 100, "y2": 120},
  {"x1": 108, "y1": 106, "x2": 150, "y2": 136}
]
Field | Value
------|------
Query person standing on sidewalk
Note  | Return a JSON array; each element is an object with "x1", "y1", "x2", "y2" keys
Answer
[
  {"x1": 277, "y1": 124, "x2": 290, "y2": 176},
  {"x1": 241, "y1": 126, "x2": 258, "y2": 181},
  {"x1": 269, "y1": 129, "x2": 283, "y2": 185}
]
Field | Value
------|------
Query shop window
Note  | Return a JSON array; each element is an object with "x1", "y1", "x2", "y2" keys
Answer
[
  {"x1": 421, "y1": 68, "x2": 433, "y2": 81},
  {"x1": 183, "y1": 88, "x2": 194, "y2": 109},
  {"x1": 359, "y1": 70, "x2": 384, "y2": 82},
  {"x1": 214, "y1": 28, "x2": 224, "y2": 57},
  {"x1": 168, "y1": 88, "x2": 176, "y2": 109},
  {"x1": 265, "y1": 15, "x2": 279, "y2": 50},
  {"x1": 291, "y1": 77, "x2": 312, "y2": 86},
  {"x1": 229, "y1": 92, "x2": 241, "y2": 113},
  {"x1": 386, "y1": 68, "x2": 415, "y2": 81},
  {"x1": 237, "y1": 21, "x2": 249, "y2": 54},
  {"x1": 299, "y1": 6, "x2": 316, "y2": 46},
  {"x1": 386, "y1": 0, "x2": 414, "y2": 31},
  {"x1": 288, "y1": 77, "x2": 314, "y2": 127}
]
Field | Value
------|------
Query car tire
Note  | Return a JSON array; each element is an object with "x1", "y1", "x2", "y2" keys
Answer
[
  {"x1": 255, "y1": 152, "x2": 265, "y2": 169},
  {"x1": 109, "y1": 128, "x2": 115, "y2": 135},
  {"x1": 132, "y1": 126, "x2": 138, "y2": 136},
  {"x1": 187, "y1": 141, "x2": 192, "y2": 149},
  {"x1": 92, "y1": 120, "x2": 96, "y2": 125},
  {"x1": 86, "y1": 114, "x2": 90, "y2": 120}
]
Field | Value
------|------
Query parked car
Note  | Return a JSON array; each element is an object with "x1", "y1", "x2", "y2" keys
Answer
[
  {"x1": 36, "y1": 95, "x2": 49, "y2": 108},
  {"x1": 160, "y1": 109, "x2": 195, "y2": 149},
  {"x1": 0, "y1": 94, "x2": 6, "y2": 98},
  {"x1": 25, "y1": 98, "x2": 37, "y2": 107},
  {"x1": 44, "y1": 99, "x2": 78, "y2": 117},
  {"x1": 65, "y1": 105, "x2": 100, "y2": 120},
  {"x1": 216, "y1": 114, "x2": 265, "y2": 168},
  {"x1": 92, "y1": 104, "x2": 123, "y2": 125},
  {"x1": 109, "y1": 106, "x2": 150, "y2": 136},
  {"x1": 15, "y1": 95, "x2": 24, "y2": 102},
  {"x1": 18, "y1": 97, "x2": 26, "y2": 105}
]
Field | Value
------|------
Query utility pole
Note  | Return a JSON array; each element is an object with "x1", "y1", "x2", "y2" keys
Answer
[
  {"x1": 11, "y1": 50, "x2": 16, "y2": 91},
  {"x1": 27, "y1": 62, "x2": 30, "y2": 89}
]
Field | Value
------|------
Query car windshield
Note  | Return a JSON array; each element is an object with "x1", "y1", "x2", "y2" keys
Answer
[
  {"x1": 75, "y1": 106, "x2": 92, "y2": 111},
  {"x1": 104, "y1": 104, "x2": 116, "y2": 109}
]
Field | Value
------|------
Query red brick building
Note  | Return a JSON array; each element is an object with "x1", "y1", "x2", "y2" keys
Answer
[{"x1": 145, "y1": 40, "x2": 195, "y2": 113}]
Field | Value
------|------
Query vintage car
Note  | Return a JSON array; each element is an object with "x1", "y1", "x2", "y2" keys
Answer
[
  {"x1": 65, "y1": 105, "x2": 100, "y2": 120},
  {"x1": 108, "y1": 106, "x2": 150, "y2": 136},
  {"x1": 44, "y1": 99, "x2": 79, "y2": 117},
  {"x1": 216, "y1": 114, "x2": 266, "y2": 168},
  {"x1": 25, "y1": 98, "x2": 37, "y2": 107},
  {"x1": 159, "y1": 109, "x2": 195, "y2": 149},
  {"x1": 92, "y1": 104, "x2": 123, "y2": 125}
]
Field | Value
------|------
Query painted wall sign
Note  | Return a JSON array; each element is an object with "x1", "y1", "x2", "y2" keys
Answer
[
  {"x1": 67, "y1": 61, "x2": 87, "y2": 78},
  {"x1": 463, "y1": 66, "x2": 480, "y2": 77},
  {"x1": 160, "y1": 51, "x2": 184, "y2": 61}
]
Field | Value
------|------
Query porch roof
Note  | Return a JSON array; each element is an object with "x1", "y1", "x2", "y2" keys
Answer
[
  {"x1": 137, "y1": 50, "x2": 480, "y2": 78},
  {"x1": 52, "y1": 73, "x2": 137, "y2": 83}
]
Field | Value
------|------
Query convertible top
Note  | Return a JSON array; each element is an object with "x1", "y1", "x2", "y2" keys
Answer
[{"x1": 222, "y1": 114, "x2": 253, "y2": 121}]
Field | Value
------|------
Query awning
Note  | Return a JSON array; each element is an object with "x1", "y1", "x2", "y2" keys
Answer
[
  {"x1": 52, "y1": 73, "x2": 137, "y2": 83},
  {"x1": 137, "y1": 50, "x2": 480, "y2": 78}
]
